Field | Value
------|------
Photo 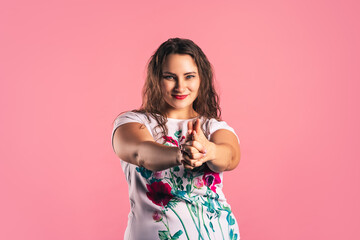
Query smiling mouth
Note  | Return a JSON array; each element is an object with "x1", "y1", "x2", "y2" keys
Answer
[{"x1": 172, "y1": 95, "x2": 188, "y2": 99}]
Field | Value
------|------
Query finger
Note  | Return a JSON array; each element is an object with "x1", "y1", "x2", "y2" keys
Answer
[
  {"x1": 194, "y1": 160, "x2": 204, "y2": 167},
  {"x1": 194, "y1": 118, "x2": 202, "y2": 133},
  {"x1": 192, "y1": 119, "x2": 206, "y2": 138},
  {"x1": 182, "y1": 144, "x2": 205, "y2": 159},
  {"x1": 183, "y1": 163, "x2": 195, "y2": 170},
  {"x1": 182, "y1": 154, "x2": 200, "y2": 166},
  {"x1": 182, "y1": 160, "x2": 196, "y2": 169},
  {"x1": 192, "y1": 129, "x2": 202, "y2": 143},
  {"x1": 185, "y1": 130, "x2": 193, "y2": 142},
  {"x1": 183, "y1": 160, "x2": 203, "y2": 169},
  {"x1": 193, "y1": 119, "x2": 203, "y2": 140},
  {"x1": 188, "y1": 151, "x2": 206, "y2": 161},
  {"x1": 187, "y1": 121, "x2": 194, "y2": 136},
  {"x1": 192, "y1": 140, "x2": 207, "y2": 154},
  {"x1": 182, "y1": 140, "x2": 207, "y2": 155},
  {"x1": 187, "y1": 159, "x2": 204, "y2": 168},
  {"x1": 181, "y1": 142, "x2": 196, "y2": 154},
  {"x1": 183, "y1": 153, "x2": 207, "y2": 168}
]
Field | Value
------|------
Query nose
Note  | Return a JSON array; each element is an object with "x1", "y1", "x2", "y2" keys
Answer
[{"x1": 175, "y1": 78, "x2": 186, "y2": 92}]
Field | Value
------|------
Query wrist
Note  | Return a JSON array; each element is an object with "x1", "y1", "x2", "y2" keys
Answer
[
  {"x1": 205, "y1": 141, "x2": 217, "y2": 163},
  {"x1": 175, "y1": 147, "x2": 184, "y2": 165}
]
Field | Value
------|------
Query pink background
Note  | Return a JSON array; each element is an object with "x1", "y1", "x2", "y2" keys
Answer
[{"x1": 1, "y1": 0, "x2": 359, "y2": 239}]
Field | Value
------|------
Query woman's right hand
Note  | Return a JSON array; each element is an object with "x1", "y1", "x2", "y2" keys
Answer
[{"x1": 180, "y1": 141, "x2": 205, "y2": 170}]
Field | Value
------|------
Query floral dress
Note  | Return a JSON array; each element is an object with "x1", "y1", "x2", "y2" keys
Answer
[{"x1": 111, "y1": 111, "x2": 241, "y2": 240}]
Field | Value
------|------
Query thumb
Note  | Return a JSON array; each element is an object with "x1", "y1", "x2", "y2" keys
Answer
[
  {"x1": 187, "y1": 120, "x2": 193, "y2": 135},
  {"x1": 192, "y1": 119, "x2": 207, "y2": 154},
  {"x1": 192, "y1": 119, "x2": 201, "y2": 139},
  {"x1": 185, "y1": 121, "x2": 194, "y2": 142},
  {"x1": 192, "y1": 130, "x2": 206, "y2": 153},
  {"x1": 194, "y1": 118, "x2": 202, "y2": 133},
  {"x1": 191, "y1": 119, "x2": 199, "y2": 140}
]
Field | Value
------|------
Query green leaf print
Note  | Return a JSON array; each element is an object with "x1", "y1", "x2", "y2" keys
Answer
[
  {"x1": 166, "y1": 200, "x2": 178, "y2": 209},
  {"x1": 229, "y1": 229, "x2": 239, "y2": 240},
  {"x1": 172, "y1": 230, "x2": 183, "y2": 239},
  {"x1": 174, "y1": 130, "x2": 182, "y2": 139},
  {"x1": 209, "y1": 221, "x2": 215, "y2": 232},
  {"x1": 173, "y1": 166, "x2": 180, "y2": 172},
  {"x1": 158, "y1": 230, "x2": 170, "y2": 240},
  {"x1": 176, "y1": 177, "x2": 183, "y2": 185},
  {"x1": 186, "y1": 184, "x2": 192, "y2": 195},
  {"x1": 226, "y1": 213, "x2": 235, "y2": 225},
  {"x1": 204, "y1": 200, "x2": 215, "y2": 214},
  {"x1": 190, "y1": 203, "x2": 197, "y2": 215},
  {"x1": 171, "y1": 190, "x2": 186, "y2": 198},
  {"x1": 135, "y1": 167, "x2": 152, "y2": 179},
  {"x1": 149, "y1": 178, "x2": 162, "y2": 184},
  {"x1": 222, "y1": 205, "x2": 231, "y2": 212}
]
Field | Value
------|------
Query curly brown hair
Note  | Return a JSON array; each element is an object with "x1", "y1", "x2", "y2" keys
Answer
[{"x1": 115, "y1": 37, "x2": 222, "y2": 142}]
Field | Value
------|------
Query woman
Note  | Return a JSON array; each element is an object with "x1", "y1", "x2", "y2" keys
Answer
[{"x1": 111, "y1": 38, "x2": 241, "y2": 240}]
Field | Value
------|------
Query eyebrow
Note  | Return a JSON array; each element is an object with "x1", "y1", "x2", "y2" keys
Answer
[{"x1": 163, "y1": 71, "x2": 197, "y2": 75}]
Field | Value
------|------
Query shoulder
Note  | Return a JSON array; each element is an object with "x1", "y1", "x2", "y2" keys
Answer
[
  {"x1": 111, "y1": 111, "x2": 154, "y2": 151},
  {"x1": 112, "y1": 111, "x2": 152, "y2": 138},
  {"x1": 206, "y1": 118, "x2": 240, "y2": 144},
  {"x1": 113, "y1": 110, "x2": 150, "y2": 126}
]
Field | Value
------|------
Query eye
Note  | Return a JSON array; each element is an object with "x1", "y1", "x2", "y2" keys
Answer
[
  {"x1": 163, "y1": 75, "x2": 174, "y2": 80},
  {"x1": 186, "y1": 75, "x2": 195, "y2": 79}
]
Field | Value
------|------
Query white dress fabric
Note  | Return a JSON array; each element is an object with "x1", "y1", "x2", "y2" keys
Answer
[{"x1": 111, "y1": 111, "x2": 241, "y2": 240}]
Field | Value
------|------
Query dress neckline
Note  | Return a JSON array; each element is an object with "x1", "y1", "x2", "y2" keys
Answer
[{"x1": 166, "y1": 116, "x2": 201, "y2": 121}]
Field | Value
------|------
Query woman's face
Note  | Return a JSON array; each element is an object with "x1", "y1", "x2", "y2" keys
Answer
[{"x1": 160, "y1": 54, "x2": 201, "y2": 117}]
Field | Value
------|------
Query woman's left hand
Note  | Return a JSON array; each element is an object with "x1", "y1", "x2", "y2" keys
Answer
[{"x1": 180, "y1": 119, "x2": 216, "y2": 169}]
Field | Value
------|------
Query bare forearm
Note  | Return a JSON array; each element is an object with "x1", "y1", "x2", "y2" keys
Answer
[
  {"x1": 135, "y1": 141, "x2": 182, "y2": 171},
  {"x1": 206, "y1": 143, "x2": 236, "y2": 173}
]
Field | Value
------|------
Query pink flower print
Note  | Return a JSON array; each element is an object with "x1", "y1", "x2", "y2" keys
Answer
[
  {"x1": 146, "y1": 181, "x2": 174, "y2": 207},
  {"x1": 178, "y1": 135, "x2": 186, "y2": 144},
  {"x1": 162, "y1": 135, "x2": 179, "y2": 147},
  {"x1": 152, "y1": 211, "x2": 163, "y2": 222},
  {"x1": 194, "y1": 177, "x2": 204, "y2": 189},
  {"x1": 153, "y1": 171, "x2": 164, "y2": 179},
  {"x1": 202, "y1": 165, "x2": 221, "y2": 193}
]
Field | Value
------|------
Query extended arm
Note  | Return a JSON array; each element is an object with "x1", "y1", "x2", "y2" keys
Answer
[
  {"x1": 206, "y1": 129, "x2": 241, "y2": 172},
  {"x1": 112, "y1": 122, "x2": 183, "y2": 171}
]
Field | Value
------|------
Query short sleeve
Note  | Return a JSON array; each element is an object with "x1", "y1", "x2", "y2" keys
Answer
[
  {"x1": 111, "y1": 111, "x2": 146, "y2": 152},
  {"x1": 207, "y1": 119, "x2": 240, "y2": 144}
]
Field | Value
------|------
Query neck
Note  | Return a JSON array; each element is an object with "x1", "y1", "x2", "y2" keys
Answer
[{"x1": 164, "y1": 109, "x2": 199, "y2": 119}]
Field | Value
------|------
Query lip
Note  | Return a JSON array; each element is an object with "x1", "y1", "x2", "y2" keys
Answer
[{"x1": 172, "y1": 94, "x2": 188, "y2": 100}]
